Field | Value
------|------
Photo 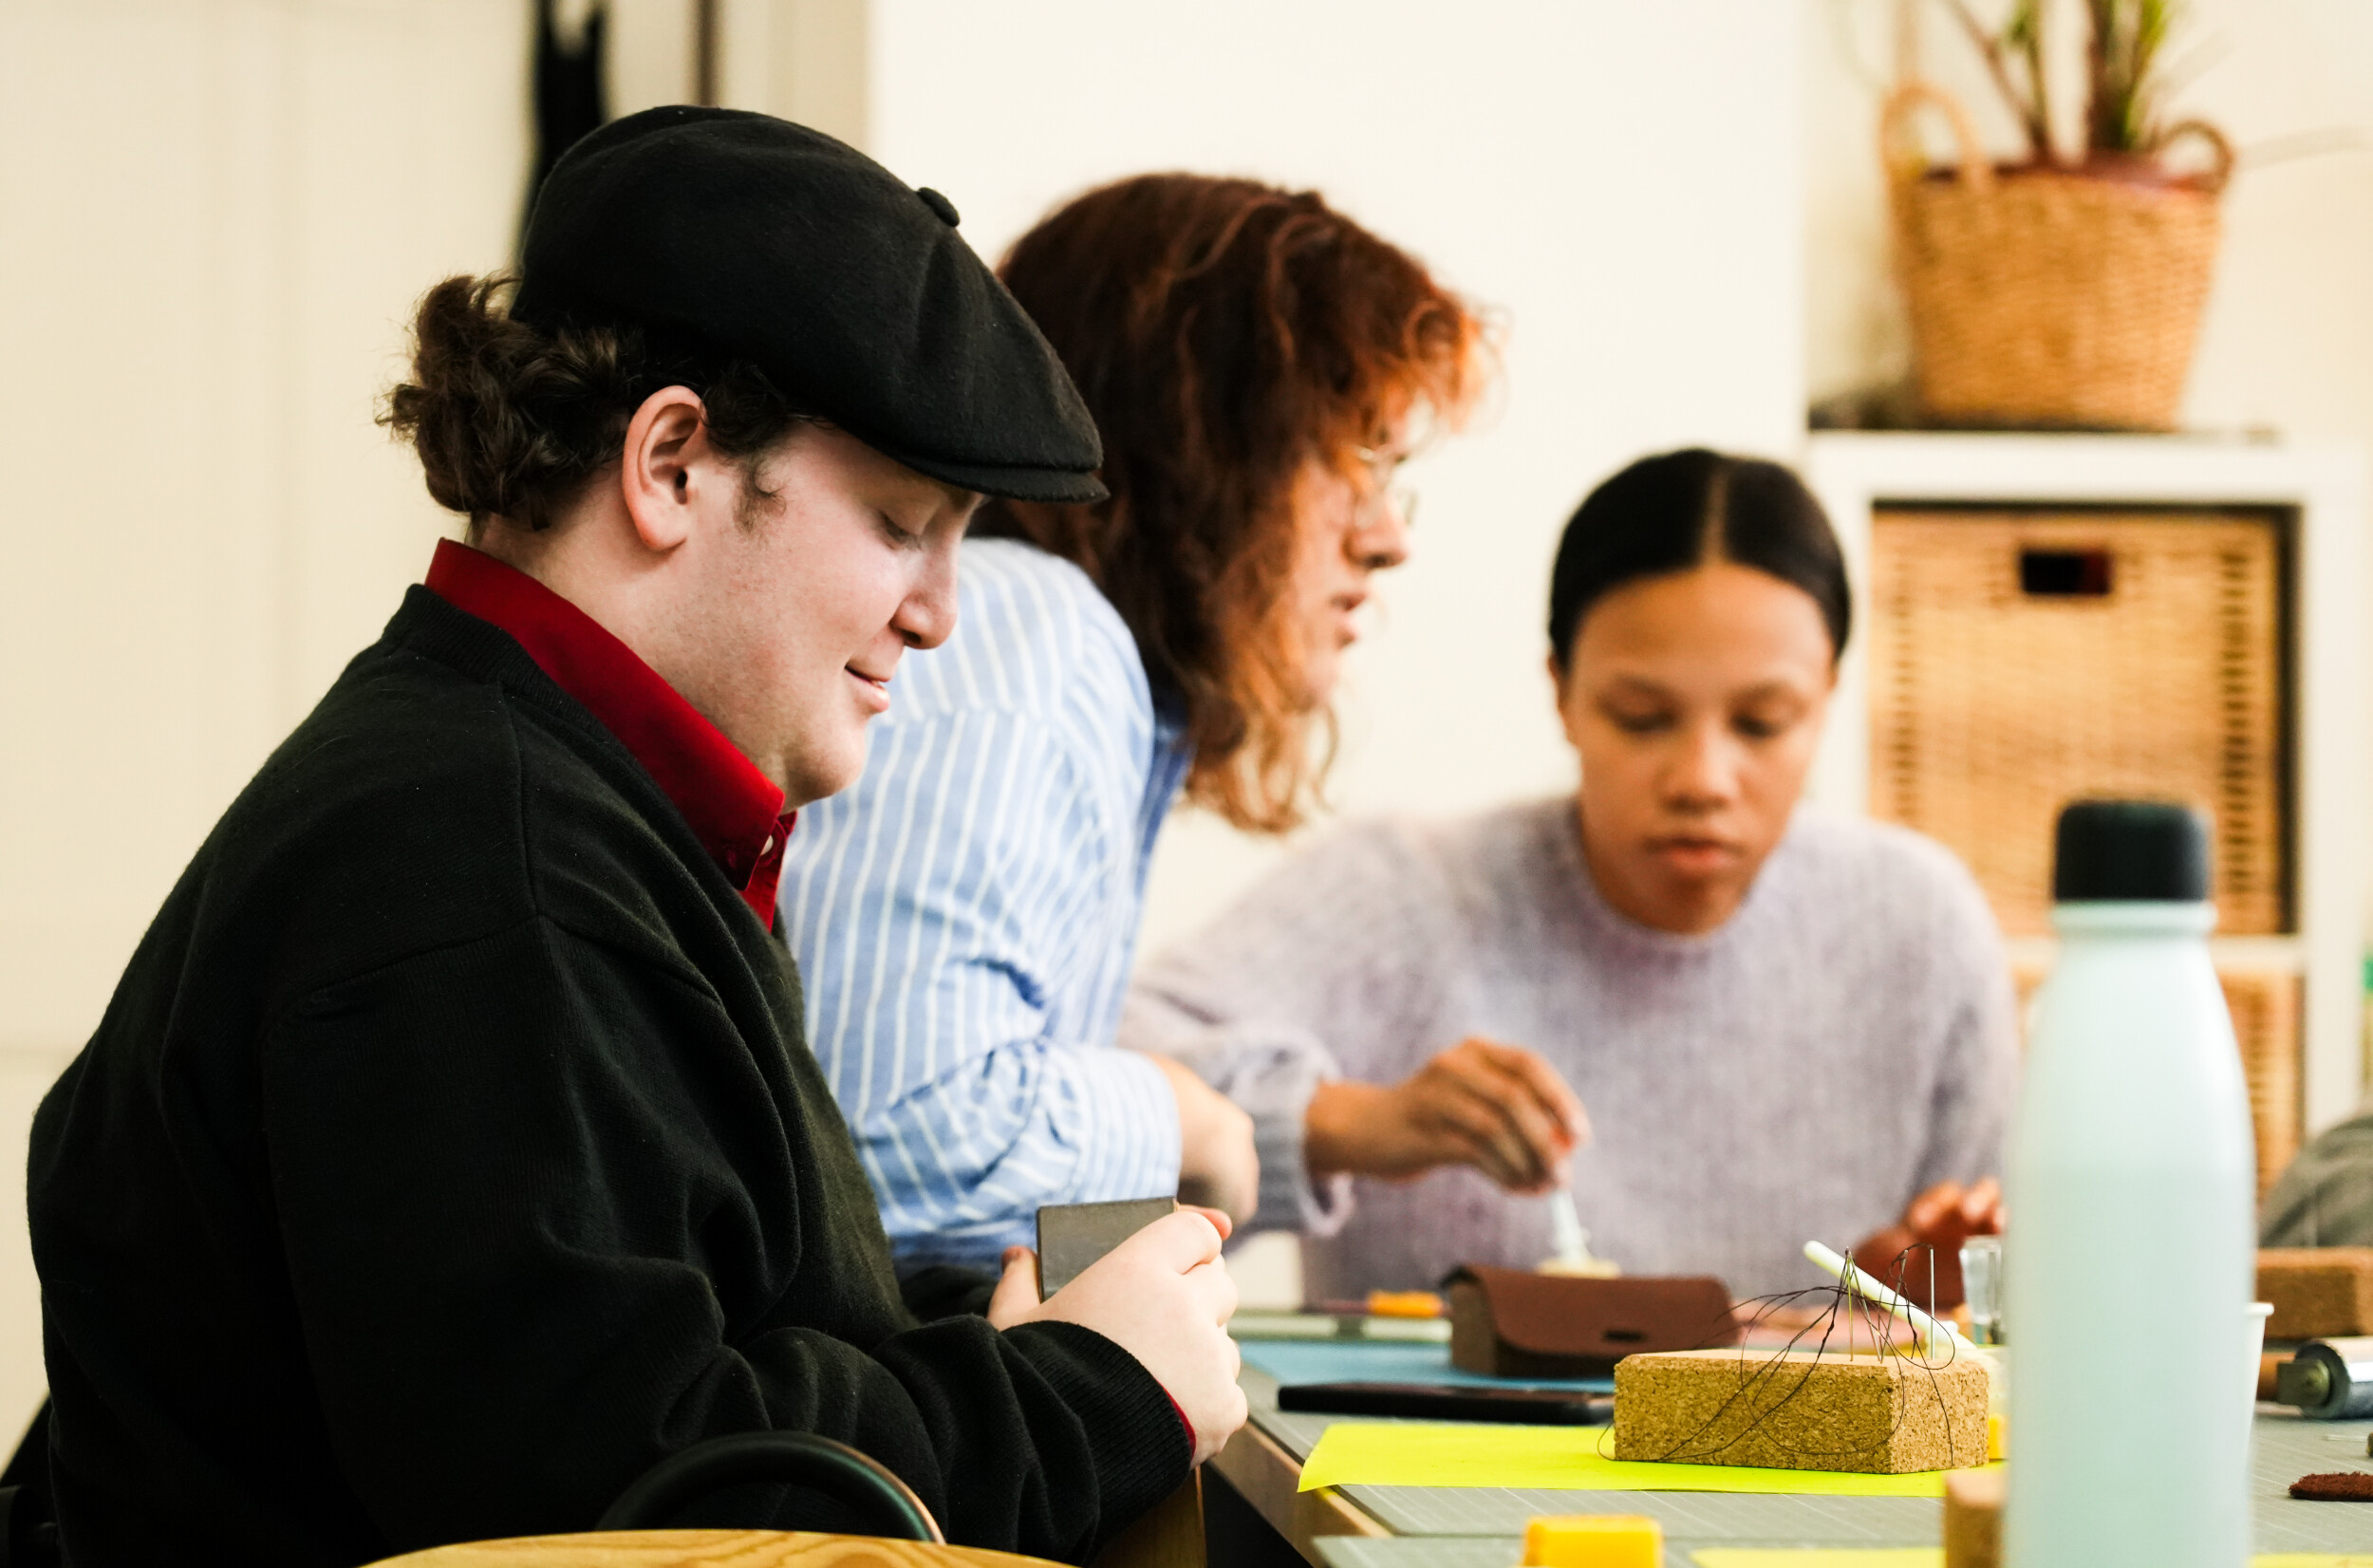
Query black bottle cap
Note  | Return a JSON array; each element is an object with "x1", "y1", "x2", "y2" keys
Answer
[{"x1": 2051, "y1": 799, "x2": 2213, "y2": 904}]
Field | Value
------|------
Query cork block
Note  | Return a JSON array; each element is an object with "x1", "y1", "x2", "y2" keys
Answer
[
  {"x1": 1944, "y1": 1465, "x2": 2004, "y2": 1568},
  {"x1": 2257, "y1": 1247, "x2": 2373, "y2": 1339},
  {"x1": 1446, "y1": 1264, "x2": 1738, "y2": 1378},
  {"x1": 1521, "y1": 1514, "x2": 1660, "y2": 1568},
  {"x1": 1612, "y1": 1349, "x2": 1990, "y2": 1474}
]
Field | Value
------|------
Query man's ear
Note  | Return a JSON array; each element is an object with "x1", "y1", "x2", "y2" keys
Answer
[{"x1": 617, "y1": 385, "x2": 712, "y2": 553}]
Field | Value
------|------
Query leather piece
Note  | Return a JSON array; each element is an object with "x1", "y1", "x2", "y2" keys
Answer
[{"x1": 1443, "y1": 1265, "x2": 1739, "y2": 1378}]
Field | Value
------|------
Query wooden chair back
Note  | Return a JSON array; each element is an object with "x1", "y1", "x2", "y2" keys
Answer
[
  {"x1": 365, "y1": 1528, "x2": 1059, "y2": 1566},
  {"x1": 364, "y1": 1476, "x2": 1205, "y2": 1568}
]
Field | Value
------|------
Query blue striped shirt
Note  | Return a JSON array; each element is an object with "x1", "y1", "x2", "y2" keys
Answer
[{"x1": 779, "y1": 540, "x2": 1193, "y2": 1271}]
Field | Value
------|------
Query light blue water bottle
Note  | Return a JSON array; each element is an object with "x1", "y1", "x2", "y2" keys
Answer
[{"x1": 2004, "y1": 801, "x2": 2254, "y2": 1567}]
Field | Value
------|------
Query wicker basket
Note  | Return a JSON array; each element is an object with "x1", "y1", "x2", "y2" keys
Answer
[
  {"x1": 1882, "y1": 84, "x2": 2232, "y2": 431},
  {"x1": 2013, "y1": 961, "x2": 2300, "y2": 1197},
  {"x1": 1868, "y1": 508, "x2": 2288, "y2": 938}
]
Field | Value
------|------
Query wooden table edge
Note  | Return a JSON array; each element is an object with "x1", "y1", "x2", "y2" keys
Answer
[
  {"x1": 1211, "y1": 1418, "x2": 1390, "y2": 1564},
  {"x1": 365, "y1": 1529, "x2": 1063, "y2": 1565}
]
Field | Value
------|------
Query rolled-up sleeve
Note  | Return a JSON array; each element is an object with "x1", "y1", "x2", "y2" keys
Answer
[{"x1": 1121, "y1": 1006, "x2": 1354, "y2": 1238}]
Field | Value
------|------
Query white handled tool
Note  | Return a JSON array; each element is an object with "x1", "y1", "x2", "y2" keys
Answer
[
  {"x1": 1542, "y1": 1190, "x2": 1619, "y2": 1278},
  {"x1": 1550, "y1": 1190, "x2": 1588, "y2": 1263}
]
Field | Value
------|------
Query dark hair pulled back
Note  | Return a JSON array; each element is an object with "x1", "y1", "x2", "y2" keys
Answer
[
  {"x1": 382, "y1": 274, "x2": 812, "y2": 532},
  {"x1": 1547, "y1": 448, "x2": 1849, "y2": 669}
]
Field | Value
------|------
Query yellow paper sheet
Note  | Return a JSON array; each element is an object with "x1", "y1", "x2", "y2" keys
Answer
[
  {"x1": 1688, "y1": 1559, "x2": 2373, "y2": 1568},
  {"x1": 1294, "y1": 1422, "x2": 2002, "y2": 1497}
]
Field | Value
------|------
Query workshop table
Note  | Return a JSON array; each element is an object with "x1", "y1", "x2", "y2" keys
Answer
[{"x1": 1211, "y1": 1339, "x2": 2373, "y2": 1566}]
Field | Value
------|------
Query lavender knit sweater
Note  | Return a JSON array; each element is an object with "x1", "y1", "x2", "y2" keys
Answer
[{"x1": 1118, "y1": 798, "x2": 2017, "y2": 1301}]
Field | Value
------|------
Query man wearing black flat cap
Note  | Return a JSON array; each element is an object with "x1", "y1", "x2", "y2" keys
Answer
[{"x1": 27, "y1": 108, "x2": 1243, "y2": 1568}]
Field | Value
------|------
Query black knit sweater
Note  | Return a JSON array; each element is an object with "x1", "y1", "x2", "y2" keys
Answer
[{"x1": 27, "y1": 588, "x2": 1187, "y2": 1567}]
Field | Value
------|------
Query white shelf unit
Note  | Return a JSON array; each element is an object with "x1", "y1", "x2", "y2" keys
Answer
[{"x1": 1803, "y1": 432, "x2": 2370, "y2": 1134}]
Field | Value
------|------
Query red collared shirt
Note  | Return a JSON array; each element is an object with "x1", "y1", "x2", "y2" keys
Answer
[{"x1": 422, "y1": 538, "x2": 794, "y2": 929}]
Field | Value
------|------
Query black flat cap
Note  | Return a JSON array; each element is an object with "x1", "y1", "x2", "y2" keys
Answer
[{"x1": 514, "y1": 106, "x2": 1105, "y2": 505}]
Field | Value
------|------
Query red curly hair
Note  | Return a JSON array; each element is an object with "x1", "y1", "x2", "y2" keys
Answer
[{"x1": 978, "y1": 174, "x2": 1490, "y2": 833}]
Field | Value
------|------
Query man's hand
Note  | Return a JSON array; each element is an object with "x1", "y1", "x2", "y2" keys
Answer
[
  {"x1": 1850, "y1": 1177, "x2": 2003, "y2": 1313},
  {"x1": 1304, "y1": 1036, "x2": 1588, "y2": 1194},
  {"x1": 1143, "y1": 1053, "x2": 1260, "y2": 1225},
  {"x1": 988, "y1": 1208, "x2": 1246, "y2": 1465}
]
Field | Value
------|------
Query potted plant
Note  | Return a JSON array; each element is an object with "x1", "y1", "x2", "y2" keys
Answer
[{"x1": 1886, "y1": 0, "x2": 2233, "y2": 430}]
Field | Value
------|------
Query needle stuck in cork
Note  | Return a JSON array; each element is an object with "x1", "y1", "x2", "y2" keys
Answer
[{"x1": 1803, "y1": 1240, "x2": 1992, "y2": 1367}]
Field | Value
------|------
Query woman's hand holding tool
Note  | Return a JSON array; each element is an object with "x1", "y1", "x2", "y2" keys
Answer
[
  {"x1": 1305, "y1": 1036, "x2": 1589, "y2": 1194},
  {"x1": 1904, "y1": 1177, "x2": 2004, "y2": 1242},
  {"x1": 1850, "y1": 1177, "x2": 2004, "y2": 1311},
  {"x1": 988, "y1": 1207, "x2": 1247, "y2": 1465}
]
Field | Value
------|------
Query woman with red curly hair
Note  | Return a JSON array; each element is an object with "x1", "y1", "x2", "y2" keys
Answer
[{"x1": 779, "y1": 174, "x2": 1502, "y2": 1272}]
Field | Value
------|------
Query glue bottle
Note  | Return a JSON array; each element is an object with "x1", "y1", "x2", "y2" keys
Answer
[{"x1": 2005, "y1": 801, "x2": 2254, "y2": 1568}]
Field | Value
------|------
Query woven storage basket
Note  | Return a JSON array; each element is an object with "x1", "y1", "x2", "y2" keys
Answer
[
  {"x1": 1868, "y1": 508, "x2": 2287, "y2": 938},
  {"x1": 2013, "y1": 961, "x2": 2299, "y2": 1197},
  {"x1": 1883, "y1": 84, "x2": 2231, "y2": 431}
]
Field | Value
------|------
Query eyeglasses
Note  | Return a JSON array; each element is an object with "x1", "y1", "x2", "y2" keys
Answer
[{"x1": 1351, "y1": 444, "x2": 1419, "y2": 531}]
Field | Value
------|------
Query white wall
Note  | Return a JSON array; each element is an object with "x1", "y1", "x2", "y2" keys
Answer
[
  {"x1": 867, "y1": 0, "x2": 1808, "y2": 952},
  {"x1": 0, "y1": 0, "x2": 530, "y2": 1046},
  {"x1": 0, "y1": 0, "x2": 530, "y2": 1436}
]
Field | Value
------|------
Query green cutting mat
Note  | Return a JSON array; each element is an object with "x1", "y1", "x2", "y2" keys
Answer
[{"x1": 1253, "y1": 1372, "x2": 2373, "y2": 1556}]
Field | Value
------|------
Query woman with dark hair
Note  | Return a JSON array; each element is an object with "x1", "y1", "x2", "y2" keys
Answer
[
  {"x1": 778, "y1": 175, "x2": 1491, "y2": 1272},
  {"x1": 1122, "y1": 448, "x2": 2018, "y2": 1302}
]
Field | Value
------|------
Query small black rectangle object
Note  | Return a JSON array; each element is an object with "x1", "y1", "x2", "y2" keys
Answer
[
  {"x1": 1034, "y1": 1196, "x2": 1177, "y2": 1297},
  {"x1": 2019, "y1": 547, "x2": 2114, "y2": 597},
  {"x1": 1276, "y1": 1382, "x2": 1613, "y2": 1426}
]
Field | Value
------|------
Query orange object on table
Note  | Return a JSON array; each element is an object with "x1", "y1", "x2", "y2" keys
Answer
[{"x1": 1365, "y1": 1289, "x2": 1443, "y2": 1319}]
